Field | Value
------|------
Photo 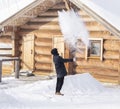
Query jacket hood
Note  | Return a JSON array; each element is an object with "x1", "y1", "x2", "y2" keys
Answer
[{"x1": 51, "y1": 48, "x2": 59, "y2": 55}]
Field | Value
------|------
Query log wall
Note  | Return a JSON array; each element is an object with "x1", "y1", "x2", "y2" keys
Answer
[
  {"x1": 19, "y1": 1, "x2": 66, "y2": 75},
  {"x1": 17, "y1": 1, "x2": 120, "y2": 83},
  {"x1": 0, "y1": 36, "x2": 13, "y2": 75},
  {"x1": 75, "y1": 10, "x2": 120, "y2": 83}
]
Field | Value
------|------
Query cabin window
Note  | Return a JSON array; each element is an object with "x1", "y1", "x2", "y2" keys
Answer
[{"x1": 85, "y1": 38, "x2": 103, "y2": 61}]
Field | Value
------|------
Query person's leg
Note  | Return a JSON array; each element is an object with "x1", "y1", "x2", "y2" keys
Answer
[
  {"x1": 56, "y1": 77, "x2": 60, "y2": 93},
  {"x1": 56, "y1": 77, "x2": 64, "y2": 95},
  {"x1": 59, "y1": 77, "x2": 64, "y2": 91}
]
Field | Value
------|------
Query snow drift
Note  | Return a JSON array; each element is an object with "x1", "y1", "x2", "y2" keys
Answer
[
  {"x1": 0, "y1": 73, "x2": 120, "y2": 109},
  {"x1": 10, "y1": 73, "x2": 105, "y2": 96}
]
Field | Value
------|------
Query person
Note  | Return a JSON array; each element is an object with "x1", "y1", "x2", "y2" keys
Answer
[{"x1": 51, "y1": 48, "x2": 75, "y2": 96}]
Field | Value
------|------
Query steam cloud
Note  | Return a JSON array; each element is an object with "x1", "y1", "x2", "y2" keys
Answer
[{"x1": 58, "y1": 9, "x2": 90, "y2": 53}]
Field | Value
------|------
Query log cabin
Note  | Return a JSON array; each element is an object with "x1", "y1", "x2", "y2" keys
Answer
[{"x1": 0, "y1": 0, "x2": 120, "y2": 84}]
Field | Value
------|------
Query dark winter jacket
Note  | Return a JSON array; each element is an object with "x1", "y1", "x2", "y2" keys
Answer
[{"x1": 53, "y1": 55, "x2": 73, "y2": 78}]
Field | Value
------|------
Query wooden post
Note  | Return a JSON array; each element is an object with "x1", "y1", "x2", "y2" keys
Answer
[
  {"x1": 15, "y1": 59, "x2": 20, "y2": 78},
  {"x1": 118, "y1": 40, "x2": 120, "y2": 84},
  {"x1": 0, "y1": 60, "x2": 2, "y2": 82}
]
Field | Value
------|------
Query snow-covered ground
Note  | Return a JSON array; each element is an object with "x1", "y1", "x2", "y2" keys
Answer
[{"x1": 0, "y1": 73, "x2": 120, "y2": 109}]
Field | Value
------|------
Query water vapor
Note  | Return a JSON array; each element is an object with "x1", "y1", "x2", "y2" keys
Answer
[{"x1": 58, "y1": 9, "x2": 90, "y2": 53}]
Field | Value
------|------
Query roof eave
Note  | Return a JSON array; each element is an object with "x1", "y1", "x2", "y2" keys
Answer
[
  {"x1": 69, "y1": 0, "x2": 120, "y2": 38},
  {"x1": 0, "y1": 0, "x2": 62, "y2": 29}
]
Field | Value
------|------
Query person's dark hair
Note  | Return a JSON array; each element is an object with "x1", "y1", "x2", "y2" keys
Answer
[{"x1": 51, "y1": 48, "x2": 59, "y2": 55}]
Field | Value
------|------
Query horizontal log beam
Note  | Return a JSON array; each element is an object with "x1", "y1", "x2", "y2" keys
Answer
[
  {"x1": 76, "y1": 59, "x2": 118, "y2": 70},
  {"x1": 35, "y1": 54, "x2": 51, "y2": 62},
  {"x1": 19, "y1": 29, "x2": 61, "y2": 33},
  {"x1": 93, "y1": 74, "x2": 118, "y2": 83},
  {"x1": 104, "y1": 40, "x2": 119, "y2": 51},
  {"x1": 39, "y1": 11, "x2": 58, "y2": 17},
  {"x1": 76, "y1": 66, "x2": 119, "y2": 76},
  {"x1": 0, "y1": 48, "x2": 12, "y2": 50},
  {"x1": 0, "y1": 54, "x2": 12, "y2": 57},
  {"x1": 20, "y1": 24, "x2": 60, "y2": 30},
  {"x1": 35, "y1": 62, "x2": 52, "y2": 70},
  {"x1": 35, "y1": 47, "x2": 51, "y2": 55},
  {"x1": 30, "y1": 17, "x2": 58, "y2": 22},
  {"x1": 34, "y1": 33, "x2": 53, "y2": 38},
  {"x1": 33, "y1": 70, "x2": 53, "y2": 76},
  {"x1": 103, "y1": 51, "x2": 119, "y2": 60}
]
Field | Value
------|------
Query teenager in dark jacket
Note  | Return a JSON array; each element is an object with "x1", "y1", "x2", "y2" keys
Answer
[{"x1": 51, "y1": 48, "x2": 74, "y2": 95}]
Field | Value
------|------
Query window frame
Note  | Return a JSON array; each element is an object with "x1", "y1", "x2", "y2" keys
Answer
[{"x1": 85, "y1": 38, "x2": 103, "y2": 61}]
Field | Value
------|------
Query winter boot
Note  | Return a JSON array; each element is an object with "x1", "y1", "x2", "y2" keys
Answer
[{"x1": 55, "y1": 92, "x2": 64, "y2": 96}]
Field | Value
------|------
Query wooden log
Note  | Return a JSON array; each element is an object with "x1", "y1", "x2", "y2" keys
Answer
[
  {"x1": 35, "y1": 37, "x2": 52, "y2": 42},
  {"x1": 0, "y1": 48, "x2": 12, "y2": 50},
  {"x1": 30, "y1": 17, "x2": 58, "y2": 23},
  {"x1": 36, "y1": 29, "x2": 61, "y2": 34},
  {"x1": 86, "y1": 25, "x2": 107, "y2": 31},
  {"x1": 104, "y1": 40, "x2": 119, "y2": 51},
  {"x1": 75, "y1": 66, "x2": 119, "y2": 76},
  {"x1": 103, "y1": 51, "x2": 119, "y2": 60},
  {"x1": 0, "y1": 61, "x2": 2, "y2": 82},
  {"x1": 85, "y1": 21, "x2": 98, "y2": 26},
  {"x1": 34, "y1": 70, "x2": 53, "y2": 76},
  {"x1": 34, "y1": 33, "x2": 52, "y2": 38},
  {"x1": 35, "y1": 46, "x2": 51, "y2": 55},
  {"x1": 15, "y1": 60, "x2": 20, "y2": 78},
  {"x1": 28, "y1": 21, "x2": 58, "y2": 25},
  {"x1": 89, "y1": 35, "x2": 118, "y2": 40},
  {"x1": 35, "y1": 54, "x2": 52, "y2": 62},
  {"x1": 89, "y1": 31, "x2": 111, "y2": 37},
  {"x1": 0, "y1": 37, "x2": 11, "y2": 43},
  {"x1": 35, "y1": 42, "x2": 52, "y2": 47},
  {"x1": 0, "y1": 54, "x2": 12, "y2": 57},
  {"x1": 34, "y1": 32, "x2": 62, "y2": 38},
  {"x1": 2, "y1": 65, "x2": 13, "y2": 75},
  {"x1": 19, "y1": 29, "x2": 62, "y2": 36},
  {"x1": 76, "y1": 59, "x2": 118, "y2": 70},
  {"x1": 35, "y1": 63, "x2": 52, "y2": 70},
  {"x1": 39, "y1": 11, "x2": 58, "y2": 17},
  {"x1": 20, "y1": 24, "x2": 60, "y2": 30},
  {"x1": 92, "y1": 74, "x2": 118, "y2": 83},
  {"x1": 118, "y1": 41, "x2": 120, "y2": 84},
  {"x1": 82, "y1": 17, "x2": 96, "y2": 22},
  {"x1": 76, "y1": 50, "x2": 119, "y2": 60},
  {"x1": 35, "y1": 37, "x2": 52, "y2": 47}
]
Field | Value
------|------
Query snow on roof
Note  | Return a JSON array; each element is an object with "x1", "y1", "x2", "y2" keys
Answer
[
  {"x1": 79, "y1": 0, "x2": 120, "y2": 31},
  {"x1": 0, "y1": 0, "x2": 35, "y2": 23},
  {"x1": 1, "y1": 0, "x2": 120, "y2": 33}
]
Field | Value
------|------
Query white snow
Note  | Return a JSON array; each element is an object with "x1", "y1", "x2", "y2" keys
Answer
[
  {"x1": 0, "y1": 73, "x2": 120, "y2": 109},
  {"x1": 1, "y1": 1, "x2": 120, "y2": 108},
  {"x1": 0, "y1": 43, "x2": 12, "y2": 48},
  {"x1": 0, "y1": 42, "x2": 12, "y2": 65}
]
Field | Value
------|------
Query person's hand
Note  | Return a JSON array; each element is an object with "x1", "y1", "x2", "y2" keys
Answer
[{"x1": 73, "y1": 57, "x2": 76, "y2": 62}]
